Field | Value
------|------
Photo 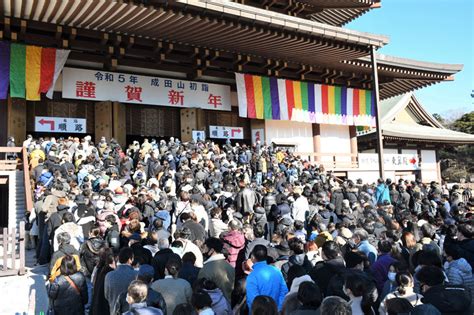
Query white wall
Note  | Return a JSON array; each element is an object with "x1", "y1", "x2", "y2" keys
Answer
[
  {"x1": 348, "y1": 170, "x2": 396, "y2": 184},
  {"x1": 421, "y1": 150, "x2": 439, "y2": 182},
  {"x1": 320, "y1": 125, "x2": 351, "y2": 164},
  {"x1": 265, "y1": 120, "x2": 314, "y2": 153}
]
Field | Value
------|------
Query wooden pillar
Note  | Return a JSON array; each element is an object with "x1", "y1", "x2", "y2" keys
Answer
[
  {"x1": 0, "y1": 99, "x2": 8, "y2": 146},
  {"x1": 112, "y1": 102, "x2": 126, "y2": 148},
  {"x1": 94, "y1": 101, "x2": 113, "y2": 143},
  {"x1": 180, "y1": 108, "x2": 198, "y2": 142},
  {"x1": 349, "y1": 125, "x2": 358, "y2": 164},
  {"x1": 312, "y1": 124, "x2": 321, "y2": 163},
  {"x1": 7, "y1": 97, "x2": 26, "y2": 144}
]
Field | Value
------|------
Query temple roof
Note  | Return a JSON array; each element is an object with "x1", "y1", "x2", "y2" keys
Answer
[{"x1": 358, "y1": 93, "x2": 474, "y2": 144}]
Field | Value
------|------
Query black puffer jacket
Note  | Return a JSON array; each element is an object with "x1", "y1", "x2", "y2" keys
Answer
[
  {"x1": 47, "y1": 272, "x2": 88, "y2": 315},
  {"x1": 80, "y1": 237, "x2": 106, "y2": 276}
]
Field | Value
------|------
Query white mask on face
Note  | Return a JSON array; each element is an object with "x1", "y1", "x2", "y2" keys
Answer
[{"x1": 388, "y1": 272, "x2": 396, "y2": 282}]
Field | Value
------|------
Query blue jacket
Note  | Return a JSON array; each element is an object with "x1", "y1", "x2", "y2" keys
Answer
[
  {"x1": 358, "y1": 240, "x2": 378, "y2": 265},
  {"x1": 375, "y1": 184, "x2": 390, "y2": 205},
  {"x1": 246, "y1": 261, "x2": 288, "y2": 310}
]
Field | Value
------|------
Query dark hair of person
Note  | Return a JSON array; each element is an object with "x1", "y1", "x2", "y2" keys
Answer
[
  {"x1": 395, "y1": 271, "x2": 413, "y2": 295},
  {"x1": 322, "y1": 241, "x2": 340, "y2": 260},
  {"x1": 320, "y1": 296, "x2": 351, "y2": 315},
  {"x1": 294, "y1": 220, "x2": 304, "y2": 231},
  {"x1": 253, "y1": 225, "x2": 265, "y2": 238},
  {"x1": 415, "y1": 266, "x2": 445, "y2": 287},
  {"x1": 118, "y1": 247, "x2": 134, "y2": 264},
  {"x1": 458, "y1": 223, "x2": 474, "y2": 238},
  {"x1": 60, "y1": 255, "x2": 78, "y2": 276},
  {"x1": 378, "y1": 240, "x2": 393, "y2": 254},
  {"x1": 191, "y1": 290, "x2": 212, "y2": 311},
  {"x1": 166, "y1": 257, "x2": 182, "y2": 277},
  {"x1": 173, "y1": 303, "x2": 194, "y2": 315},
  {"x1": 421, "y1": 223, "x2": 435, "y2": 239},
  {"x1": 205, "y1": 237, "x2": 224, "y2": 253},
  {"x1": 182, "y1": 252, "x2": 197, "y2": 264},
  {"x1": 288, "y1": 237, "x2": 305, "y2": 255},
  {"x1": 97, "y1": 247, "x2": 115, "y2": 269},
  {"x1": 252, "y1": 245, "x2": 268, "y2": 262},
  {"x1": 195, "y1": 277, "x2": 218, "y2": 291},
  {"x1": 298, "y1": 281, "x2": 322, "y2": 308},
  {"x1": 417, "y1": 250, "x2": 442, "y2": 268},
  {"x1": 443, "y1": 243, "x2": 461, "y2": 260},
  {"x1": 251, "y1": 295, "x2": 278, "y2": 315},
  {"x1": 153, "y1": 218, "x2": 163, "y2": 229},
  {"x1": 344, "y1": 273, "x2": 374, "y2": 315},
  {"x1": 89, "y1": 226, "x2": 101, "y2": 238},
  {"x1": 385, "y1": 298, "x2": 414, "y2": 315},
  {"x1": 62, "y1": 211, "x2": 75, "y2": 223}
]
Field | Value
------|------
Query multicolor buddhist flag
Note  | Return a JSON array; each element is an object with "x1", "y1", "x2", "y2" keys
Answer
[
  {"x1": 0, "y1": 41, "x2": 70, "y2": 100},
  {"x1": 235, "y1": 73, "x2": 377, "y2": 127}
]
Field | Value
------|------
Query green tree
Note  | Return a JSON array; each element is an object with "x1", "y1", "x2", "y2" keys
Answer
[
  {"x1": 452, "y1": 111, "x2": 474, "y2": 134},
  {"x1": 432, "y1": 113, "x2": 445, "y2": 125}
]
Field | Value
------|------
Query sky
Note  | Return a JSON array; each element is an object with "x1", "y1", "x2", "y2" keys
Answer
[{"x1": 346, "y1": 0, "x2": 473, "y2": 117}]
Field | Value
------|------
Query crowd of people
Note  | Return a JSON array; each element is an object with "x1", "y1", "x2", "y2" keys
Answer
[{"x1": 18, "y1": 134, "x2": 474, "y2": 315}]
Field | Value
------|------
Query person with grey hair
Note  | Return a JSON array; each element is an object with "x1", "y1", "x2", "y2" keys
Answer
[
  {"x1": 352, "y1": 228, "x2": 377, "y2": 264},
  {"x1": 320, "y1": 296, "x2": 351, "y2": 315},
  {"x1": 50, "y1": 232, "x2": 79, "y2": 272}
]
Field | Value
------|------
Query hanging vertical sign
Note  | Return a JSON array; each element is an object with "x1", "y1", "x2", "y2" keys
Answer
[{"x1": 251, "y1": 129, "x2": 265, "y2": 144}]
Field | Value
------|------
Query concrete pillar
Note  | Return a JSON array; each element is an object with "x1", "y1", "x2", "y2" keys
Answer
[
  {"x1": 7, "y1": 97, "x2": 26, "y2": 143},
  {"x1": 349, "y1": 125, "x2": 358, "y2": 164},
  {"x1": 312, "y1": 124, "x2": 321, "y2": 163},
  {"x1": 112, "y1": 102, "x2": 127, "y2": 147},
  {"x1": 94, "y1": 101, "x2": 113, "y2": 143}
]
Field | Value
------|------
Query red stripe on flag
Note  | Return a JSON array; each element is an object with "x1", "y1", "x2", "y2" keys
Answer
[
  {"x1": 244, "y1": 74, "x2": 256, "y2": 119},
  {"x1": 321, "y1": 85, "x2": 328, "y2": 114},
  {"x1": 39, "y1": 48, "x2": 56, "y2": 93},
  {"x1": 353, "y1": 89, "x2": 359, "y2": 116},
  {"x1": 285, "y1": 80, "x2": 294, "y2": 120}
]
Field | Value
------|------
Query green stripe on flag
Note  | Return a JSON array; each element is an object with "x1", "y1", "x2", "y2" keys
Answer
[
  {"x1": 365, "y1": 90, "x2": 372, "y2": 115},
  {"x1": 262, "y1": 76, "x2": 272, "y2": 119},
  {"x1": 10, "y1": 44, "x2": 26, "y2": 98},
  {"x1": 300, "y1": 82, "x2": 308, "y2": 112},
  {"x1": 335, "y1": 86, "x2": 342, "y2": 114}
]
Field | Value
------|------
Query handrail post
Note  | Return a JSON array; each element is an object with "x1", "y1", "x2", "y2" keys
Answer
[{"x1": 22, "y1": 147, "x2": 33, "y2": 215}]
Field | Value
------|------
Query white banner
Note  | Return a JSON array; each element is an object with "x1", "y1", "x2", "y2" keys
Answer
[
  {"x1": 35, "y1": 116, "x2": 86, "y2": 133},
  {"x1": 62, "y1": 68, "x2": 231, "y2": 111},
  {"x1": 251, "y1": 129, "x2": 264, "y2": 144},
  {"x1": 209, "y1": 125, "x2": 244, "y2": 139},
  {"x1": 192, "y1": 130, "x2": 206, "y2": 142},
  {"x1": 358, "y1": 153, "x2": 420, "y2": 171}
]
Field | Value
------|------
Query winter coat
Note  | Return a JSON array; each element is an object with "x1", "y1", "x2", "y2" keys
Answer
[
  {"x1": 153, "y1": 249, "x2": 178, "y2": 280},
  {"x1": 375, "y1": 184, "x2": 391, "y2": 205},
  {"x1": 50, "y1": 244, "x2": 80, "y2": 274},
  {"x1": 222, "y1": 230, "x2": 245, "y2": 268},
  {"x1": 456, "y1": 239, "x2": 474, "y2": 270},
  {"x1": 53, "y1": 222, "x2": 84, "y2": 251},
  {"x1": 91, "y1": 265, "x2": 114, "y2": 315},
  {"x1": 252, "y1": 206, "x2": 267, "y2": 231},
  {"x1": 47, "y1": 205, "x2": 69, "y2": 241},
  {"x1": 331, "y1": 189, "x2": 344, "y2": 215},
  {"x1": 114, "y1": 288, "x2": 167, "y2": 315},
  {"x1": 205, "y1": 288, "x2": 232, "y2": 315},
  {"x1": 281, "y1": 254, "x2": 313, "y2": 281},
  {"x1": 421, "y1": 284, "x2": 472, "y2": 315},
  {"x1": 370, "y1": 254, "x2": 398, "y2": 293},
  {"x1": 47, "y1": 272, "x2": 88, "y2": 315},
  {"x1": 445, "y1": 258, "x2": 474, "y2": 304},
  {"x1": 309, "y1": 257, "x2": 346, "y2": 295},
  {"x1": 182, "y1": 219, "x2": 206, "y2": 243},
  {"x1": 236, "y1": 188, "x2": 257, "y2": 214},
  {"x1": 209, "y1": 218, "x2": 228, "y2": 238},
  {"x1": 104, "y1": 264, "x2": 138, "y2": 313},
  {"x1": 246, "y1": 261, "x2": 288, "y2": 310},
  {"x1": 74, "y1": 203, "x2": 96, "y2": 236},
  {"x1": 292, "y1": 196, "x2": 309, "y2": 222},
  {"x1": 80, "y1": 237, "x2": 106, "y2": 276},
  {"x1": 151, "y1": 277, "x2": 192, "y2": 315},
  {"x1": 245, "y1": 238, "x2": 270, "y2": 260},
  {"x1": 122, "y1": 302, "x2": 163, "y2": 315},
  {"x1": 198, "y1": 254, "x2": 235, "y2": 302}
]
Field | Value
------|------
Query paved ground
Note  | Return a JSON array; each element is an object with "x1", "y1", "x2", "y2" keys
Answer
[{"x1": 0, "y1": 249, "x2": 49, "y2": 315}]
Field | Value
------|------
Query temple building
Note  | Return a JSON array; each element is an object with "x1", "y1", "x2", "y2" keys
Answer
[
  {"x1": 356, "y1": 93, "x2": 474, "y2": 183},
  {"x1": 0, "y1": 0, "x2": 469, "y2": 183}
]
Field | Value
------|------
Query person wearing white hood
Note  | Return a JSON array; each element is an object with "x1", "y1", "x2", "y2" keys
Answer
[{"x1": 282, "y1": 272, "x2": 315, "y2": 314}]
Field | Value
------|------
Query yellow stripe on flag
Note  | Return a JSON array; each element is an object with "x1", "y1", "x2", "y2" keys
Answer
[
  {"x1": 25, "y1": 46, "x2": 42, "y2": 101},
  {"x1": 293, "y1": 81, "x2": 302, "y2": 110},
  {"x1": 328, "y1": 85, "x2": 335, "y2": 114},
  {"x1": 252, "y1": 76, "x2": 264, "y2": 119},
  {"x1": 359, "y1": 88, "x2": 366, "y2": 115}
]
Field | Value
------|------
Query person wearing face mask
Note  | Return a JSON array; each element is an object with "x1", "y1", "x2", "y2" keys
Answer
[
  {"x1": 370, "y1": 240, "x2": 398, "y2": 294},
  {"x1": 380, "y1": 261, "x2": 408, "y2": 301},
  {"x1": 197, "y1": 237, "x2": 235, "y2": 302},
  {"x1": 378, "y1": 271, "x2": 423, "y2": 315}
]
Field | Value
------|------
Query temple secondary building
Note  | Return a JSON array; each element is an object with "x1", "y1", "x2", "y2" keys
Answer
[{"x1": 0, "y1": 0, "x2": 469, "y2": 183}]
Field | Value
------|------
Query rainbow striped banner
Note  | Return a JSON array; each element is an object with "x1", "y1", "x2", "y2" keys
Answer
[{"x1": 235, "y1": 73, "x2": 376, "y2": 127}]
